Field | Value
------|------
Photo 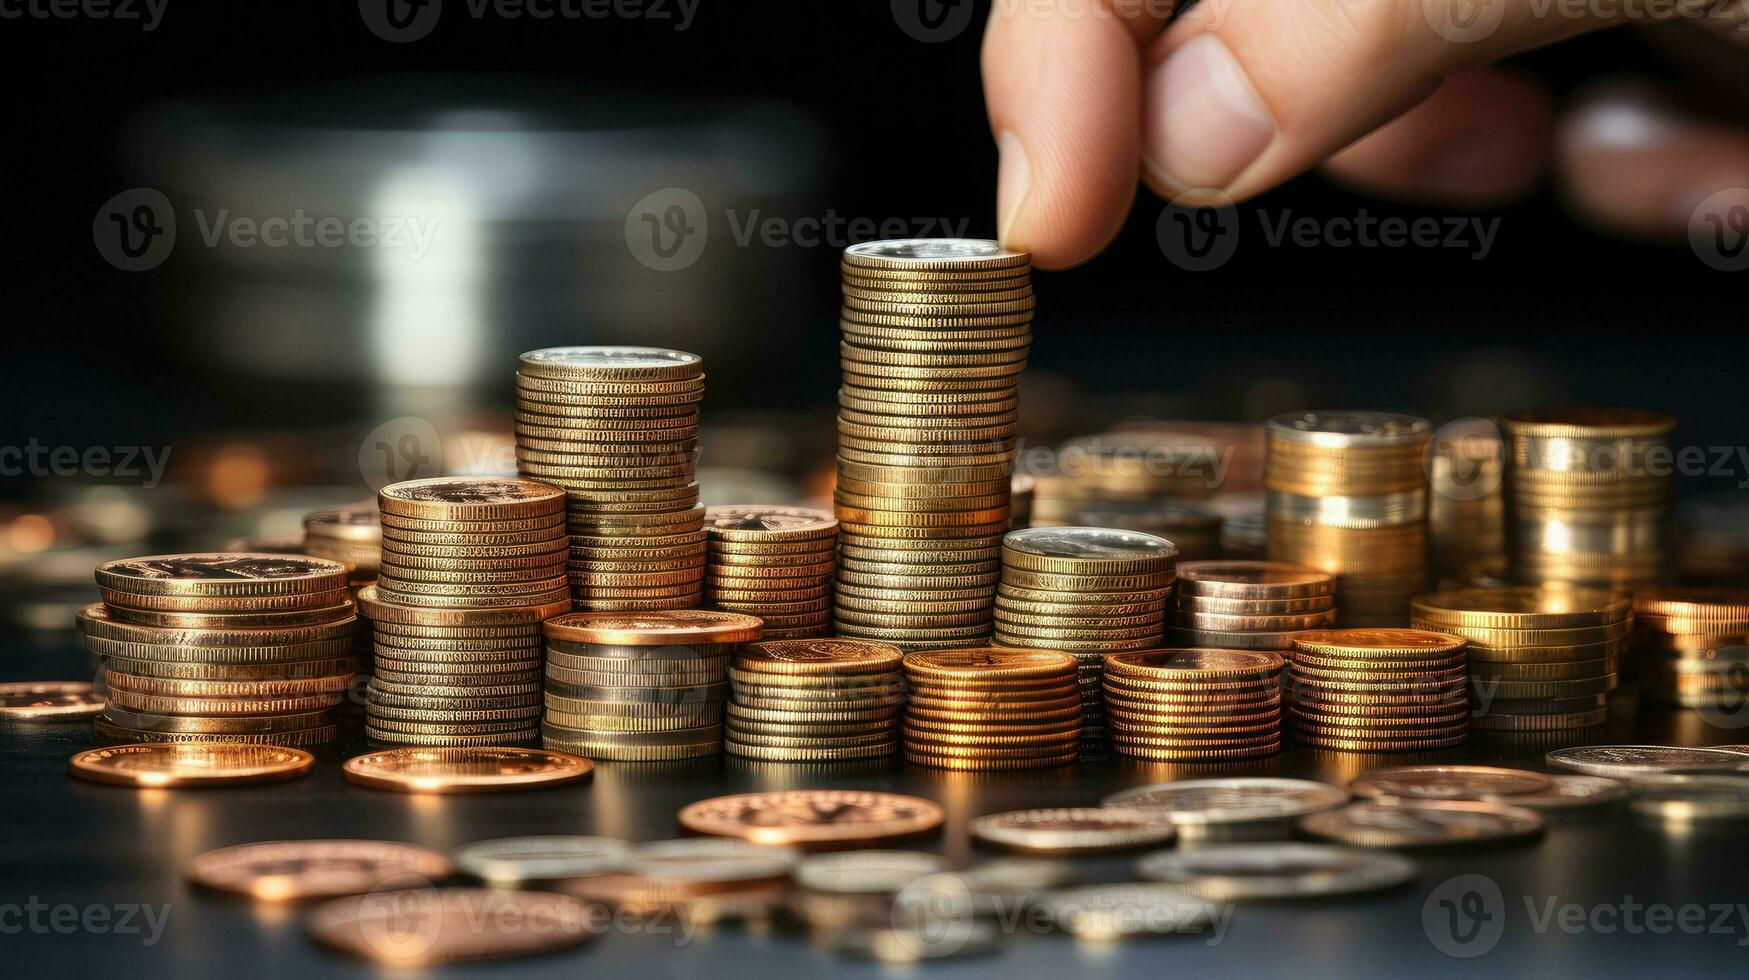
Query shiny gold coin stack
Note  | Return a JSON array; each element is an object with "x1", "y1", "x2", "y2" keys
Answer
[
  {"x1": 1631, "y1": 588, "x2": 1749, "y2": 709},
  {"x1": 539, "y1": 610, "x2": 764, "y2": 760},
  {"x1": 513, "y1": 346, "x2": 707, "y2": 611},
  {"x1": 900, "y1": 648, "x2": 1082, "y2": 770},
  {"x1": 1076, "y1": 501, "x2": 1223, "y2": 561},
  {"x1": 80, "y1": 554, "x2": 358, "y2": 746},
  {"x1": 725, "y1": 638, "x2": 905, "y2": 761},
  {"x1": 1286, "y1": 628, "x2": 1470, "y2": 751},
  {"x1": 704, "y1": 506, "x2": 837, "y2": 640},
  {"x1": 1169, "y1": 560, "x2": 1337, "y2": 656},
  {"x1": 1501, "y1": 408, "x2": 1675, "y2": 591},
  {"x1": 993, "y1": 527, "x2": 1177, "y2": 754},
  {"x1": 1266, "y1": 411, "x2": 1432, "y2": 627},
  {"x1": 357, "y1": 585, "x2": 562, "y2": 746},
  {"x1": 833, "y1": 239, "x2": 1032, "y2": 651},
  {"x1": 375, "y1": 477, "x2": 568, "y2": 609},
  {"x1": 1428, "y1": 425, "x2": 1508, "y2": 585},
  {"x1": 1412, "y1": 586, "x2": 1625, "y2": 731},
  {"x1": 1103, "y1": 649, "x2": 1284, "y2": 761},
  {"x1": 303, "y1": 504, "x2": 382, "y2": 718}
]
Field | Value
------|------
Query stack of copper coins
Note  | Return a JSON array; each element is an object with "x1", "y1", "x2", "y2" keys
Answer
[
  {"x1": 1169, "y1": 561, "x2": 1337, "y2": 657},
  {"x1": 832, "y1": 239, "x2": 1031, "y2": 651},
  {"x1": 1102, "y1": 649, "x2": 1284, "y2": 761},
  {"x1": 993, "y1": 527, "x2": 1176, "y2": 755},
  {"x1": 513, "y1": 347, "x2": 707, "y2": 611},
  {"x1": 539, "y1": 611, "x2": 762, "y2": 760},
  {"x1": 725, "y1": 638, "x2": 905, "y2": 762},
  {"x1": 1265, "y1": 411, "x2": 1431, "y2": 626},
  {"x1": 900, "y1": 648, "x2": 1082, "y2": 770},
  {"x1": 1286, "y1": 628, "x2": 1470, "y2": 751},
  {"x1": 80, "y1": 554, "x2": 357, "y2": 746},
  {"x1": 1412, "y1": 586, "x2": 1625, "y2": 731},
  {"x1": 1631, "y1": 588, "x2": 1749, "y2": 709},
  {"x1": 1075, "y1": 502, "x2": 1223, "y2": 561},
  {"x1": 1502, "y1": 408, "x2": 1675, "y2": 591},
  {"x1": 302, "y1": 504, "x2": 382, "y2": 718},
  {"x1": 1426, "y1": 425, "x2": 1507, "y2": 586},
  {"x1": 705, "y1": 506, "x2": 837, "y2": 640},
  {"x1": 357, "y1": 585, "x2": 561, "y2": 746}
]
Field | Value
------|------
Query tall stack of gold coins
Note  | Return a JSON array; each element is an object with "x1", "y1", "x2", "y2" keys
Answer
[
  {"x1": 303, "y1": 504, "x2": 382, "y2": 718},
  {"x1": 1168, "y1": 561, "x2": 1337, "y2": 656},
  {"x1": 1266, "y1": 411, "x2": 1432, "y2": 627},
  {"x1": 1501, "y1": 408, "x2": 1675, "y2": 591},
  {"x1": 513, "y1": 347, "x2": 707, "y2": 611},
  {"x1": 900, "y1": 648, "x2": 1081, "y2": 770},
  {"x1": 1412, "y1": 587, "x2": 1624, "y2": 731},
  {"x1": 80, "y1": 554, "x2": 356, "y2": 746},
  {"x1": 365, "y1": 477, "x2": 569, "y2": 745},
  {"x1": 1631, "y1": 588, "x2": 1749, "y2": 710},
  {"x1": 1427, "y1": 425, "x2": 1508, "y2": 585},
  {"x1": 993, "y1": 527, "x2": 1176, "y2": 755},
  {"x1": 1076, "y1": 501, "x2": 1223, "y2": 560},
  {"x1": 833, "y1": 239, "x2": 1031, "y2": 651},
  {"x1": 1102, "y1": 649, "x2": 1284, "y2": 761},
  {"x1": 539, "y1": 611, "x2": 763, "y2": 760},
  {"x1": 705, "y1": 506, "x2": 837, "y2": 640},
  {"x1": 725, "y1": 638, "x2": 904, "y2": 761},
  {"x1": 1286, "y1": 628, "x2": 1470, "y2": 751}
]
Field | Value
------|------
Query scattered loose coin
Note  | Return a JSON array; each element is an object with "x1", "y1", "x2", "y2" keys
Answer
[
  {"x1": 1300, "y1": 801, "x2": 1544, "y2": 848},
  {"x1": 452, "y1": 836, "x2": 631, "y2": 885},
  {"x1": 678, "y1": 790, "x2": 944, "y2": 847},
  {"x1": 1134, "y1": 843, "x2": 1418, "y2": 900},
  {"x1": 0, "y1": 681, "x2": 104, "y2": 720},
  {"x1": 189, "y1": 840, "x2": 453, "y2": 900},
  {"x1": 969, "y1": 807, "x2": 1177, "y2": 854},
  {"x1": 1036, "y1": 883, "x2": 1220, "y2": 939},
  {"x1": 342, "y1": 746, "x2": 593, "y2": 794},
  {"x1": 306, "y1": 888, "x2": 595, "y2": 965},
  {"x1": 1484, "y1": 774, "x2": 1627, "y2": 812},
  {"x1": 1103, "y1": 778, "x2": 1350, "y2": 840},
  {"x1": 1545, "y1": 745, "x2": 1749, "y2": 778},
  {"x1": 68, "y1": 742, "x2": 315, "y2": 788},
  {"x1": 1347, "y1": 765, "x2": 1552, "y2": 802}
]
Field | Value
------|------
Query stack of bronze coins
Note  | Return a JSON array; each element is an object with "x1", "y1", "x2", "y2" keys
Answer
[
  {"x1": 993, "y1": 527, "x2": 1176, "y2": 754},
  {"x1": 1286, "y1": 628, "x2": 1470, "y2": 751},
  {"x1": 705, "y1": 506, "x2": 837, "y2": 640},
  {"x1": 832, "y1": 239, "x2": 1031, "y2": 651},
  {"x1": 1103, "y1": 649, "x2": 1284, "y2": 761},
  {"x1": 367, "y1": 477, "x2": 570, "y2": 745},
  {"x1": 1501, "y1": 408, "x2": 1676, "y2": 591},
  {"x1": 357, "y1": 585, "x2": 561, "y2": 746},
  {"x1": 80, "y1": 554, "x2": 357, "y2": 746},
  {"x1": 1631, "y1": 588, "x2": 1749, "y2": 710},
  {"x1": 303, "y1": 504, "x2": 382, "y2": 718},
  {"x1": 900, "y1": 648, "x2": 1082, "y2": 770},
  {"x1": 539, "y1": 611, "x2": 763, "y2": 760},
  {"x1": 1168, "y1": 561, "x2": 1336, "y2": 657},
  {"x1": 1412, "y1": 586, "x2": 1625, "y2": 731},
  {"x1": 724, "y1": 638, "x2": 905, "y2": 762},
  {"x1": 1075, "y1": 502, "x2": 1223, "y2": 561},
  {"x1": 513, "y1": 346, "x2": 707, "y2": 611},
  {"x1": 1265, "y1": 411, "x2": 1431, "y2": 626},
  {"x1": 1426, "y1": 425, "x2": 1508, "y2": 585}
]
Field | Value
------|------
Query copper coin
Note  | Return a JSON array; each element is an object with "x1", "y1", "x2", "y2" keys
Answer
[
  {"x1": 1347, "y1": 765, "x2": 1551, "y2": 802},
  {"x1": 68, "y1": 742, "x2": 315, "y2": 787},
  {"x1": 542, "y1": 610, "x2": 764, "y2": 646},
  {"x1": 677, "y1": 790, "x2": 944, "y2": 847},
  {"x1": 969, "y1": 807, "x2": 1177, "y2": 854},
  {"x1": 306, "y1": 888, "x2": 594, "y2": 965},
  {"x1": 0, "y1": 681, "x2": 104, "y2": 720},
  {"x1": 342, "y1": 747, "x2": 594, "y2": 794},
  {"x1": 190, "y1": 840, "x2": 453, "y2": 900},
  {"x1": 94, "y1": 553, "x2": 350, "y2": 598}
]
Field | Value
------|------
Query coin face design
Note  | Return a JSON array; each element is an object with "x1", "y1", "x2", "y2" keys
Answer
[
  {"x1": 1415, "y1": 586, "x2": 1629, "y2": 621},
  {"x1": 452, "y1": 837, "x2": 631, "y2": 884},
  {"x1": 1106, "y1": 649, "x2": 1283, "y2": 677},
  {"x1": 903, "y1": 648, "x2": 1076, "y2": 677},
  {"x1": 1486, "y1": 774, "x2": 1627, "y2": 810},
  {"x1": 623, "y1": 839, "x2": 800, "y2": 881},
  {"x1": 1299, "y1": 801, "x2": 1544, "y2": 848},
  {"x1": 519, "y1": 346, "x2": 701, "y2": 373},
  {"x1": 381, "y1": 478, "x2": 557, "y2": 505},
  {"x1": 97, "y1": 554, "x2": 344, "y2": 586},
  {"x1": 189, "y1": 840, "x2": 453, "y2": 900},
  {"x1": 705, "y1": 506, "x2": 836, "y2": 535},
  {"x1": 1003, "y1": 526, "x2": 1177, "y2": 560},
  {"x1": 542, "y1": 610, "x2": 765, "y2": 646},
  {"x1": 1546, "y1": 745, "x2": 1749, "y2": 778},
  {"x1": 1266, "y1": 410, "x2": 1432, "y2": 446},
  {"x1": 678, "y1": 790, "x2": 945, "y2": 846},
  {"x1": 1293, "y1": 628, "x2": 1467, "y2": 655},
  {"x1": 739, "y1": 639, "x2": 903, "y2": 670},
  {"x1": 341, "y1": 747, "x2": 593, "y2": 794},
  {"x1": 1348, "y1": 766, "x2": 1552, "y2": 802},
  {"x1": 794, "y1": 850, "x2": 951, "y2": 894},
  {"x1": 844, "y1": 239, "x2": 1022, "y2": 263},
  {"x1": 68, "y1": 743, "x2": 316, "y2": 787},
  {"x1": 969, "y1": 808, "x2": 1176, "y2": 854},
  {"x1": 1135, "y1": 843, "x2": 1418, "y2": 900},
  {"x1": 0, "y1": 681, "x2": 104, "y2": 720},
  {"x1": 1103, "y1": 778, "x2": 1350, "y2": 825},
  {"x1": 306, "y1": 888, "x2": 595, "y2": 965},
  {"x1": 1036, "y1": 883, "x2": 1218, "y2": 938}
]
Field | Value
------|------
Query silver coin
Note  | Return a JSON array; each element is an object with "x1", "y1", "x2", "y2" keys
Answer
[
  {"x1": 958, "y1": 858, "x2": 1079, "y2": 897},
  {"x1": 1546, "y1": 745, "x2": 1749, "y2": 778},
  {"x1": 1103, "y1": 778, "x2": 1350, "y2": 826},
  {"x1": 969, "y1": 807, "x2": 1177, "y2": 854},
  {"x1": 1483, "y1": 774, "x2": 1628, "y2": 811},
  {"x1": 623, "y1": 838, "x2": 797, "y2": 882},
  {"x1": 452, "y1": 836, "x2": 631, "y2": 884},
  {"x1": 1003, "y1": 526, "x2": 1178, "y2": 561},
  {"x1": 794, "y1": 850, "x2": 950, "y2": 895},
  {"x1": 519, "y1": 345, "x2": 702, "y2": 373},
  {"x1": 843, "y1": 239, "x2": 1020, "y2": 263},
  {"x1": 831, "y1": 920, "x2": 1003, "y2": 964},
  {"x1": 1266, "y1": 410, "x2": 1432, "y2": 448},
  {"x1": 1035, "y1": 883, "x2": 1220, "y2": 939},
  {"x1": 1134, "y1": 843, "x2": 1417, "y2": 900},
  {"x1": 1299, "y1": 801, "x2": 1544, "y2": 849},
  {"x1": 1348, "y1": 765, "x2": 1551, "y2": 802}
]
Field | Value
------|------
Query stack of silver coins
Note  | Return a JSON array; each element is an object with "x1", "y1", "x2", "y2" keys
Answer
[{"x1": 1427, "y1": 424, "x2": 1508, "y2": 586}]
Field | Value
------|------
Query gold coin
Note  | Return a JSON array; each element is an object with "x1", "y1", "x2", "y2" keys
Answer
[
  {"x1": 101, "y1": 706, "x2": 334, "y2": 734},
  {"x1": 378, "y1": 477, "x2": 564, "y2": 522},
  {"x1": 1291, "y1": 629, "x2": 1467, "y2": 659},
  {"x1": 1176, "y1": 561, "x2": 1337, "y2": 600},
  {"x1": 69, "y1": 742, "x2": 315, "y2": 786},
  {"x1": 94, "y1": 554, "x2": 350, "y2": 598}
]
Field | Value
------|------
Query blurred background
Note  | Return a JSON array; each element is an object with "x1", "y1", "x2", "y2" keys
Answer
[{"x1": 3, "y1": 1, "x2": 1746, "y2": 635}]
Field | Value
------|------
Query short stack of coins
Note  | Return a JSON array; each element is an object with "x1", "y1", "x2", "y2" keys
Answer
[
  {"x1": 705, "y1": 506, "x2": 837, "y2": 640},
  {"x1": 1265, "y1": 411, "x2": 1432, "y2": 627},
  {"x1": 1102, "y1": 649, "x2": 1284, "y2": 761},
  {"x1": 1426, "y1": 425, "x2": 1508, "y2": 585},
  {"x1": 1286, "y1": 628, "x2": 1470, "y2": 751},
  {"x1": 725, "y1": 638, "x2": 904, "y2": 761},
  {"x1": 1630, "y1": 588, "x2": 1749, "y2": 709},
  {"x1": 357, "y1": 585, "x2": 561, "y2": 746},
  {"x1": 539, "y1": 611, "x2": 763, "y2": 760},
  {"x1": 993, "y1": 527, "x2": 1176, "y2": 754},
  {"x1": 1501, "y1": 408, "x2": 1676, "y2": 591},
  {"x1": 513, "y1": 346, "x2": 707, "y2": 611},
  {"x1": 900, "y1": 648, "x2": 1082, "y2": 770},
  {"x1": 1412, "y1": 586, "x2": 1625, "y2": 731},
  {"x1": 303, "y1": 504, "x2": 382, "y2": 718},
  {"x1": 80, "y1": 554, "x2": 357, "y2": 746},
  {"x1": 367, "y1": 477, "x2": 570, "y2": 745},
  {"x1": 1169, "y1": 560, "x2": 1336, "y2": 657},
  {"x1": 1075, "y1": 501, "x2": 1223, "y2": 561},
  {"x1": 833, "y1": 239, "x2": 1032, "y2": 651}
]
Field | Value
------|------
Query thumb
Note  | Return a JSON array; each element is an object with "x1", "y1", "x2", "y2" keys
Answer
[{"x1": 1143, "y1": 0, "x2": 1645, "y2": 202}]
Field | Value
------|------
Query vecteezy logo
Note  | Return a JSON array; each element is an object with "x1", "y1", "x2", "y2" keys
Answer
[
  {"x1": 359, "y1": 417, "x2": 444, "y2": 491},
  {"x1": 1690, "y1": 187, "x2": 1749, "y2": 272},
  {"x1": 1423, "y1": 874, "x2": 1505, "y2": 958},
  {"x1": 1423, "y1": 0, "x2": 1505, "y2": 43},
  {"x1": 93, "y1": 188, "x2": 176, "y2": 272},
  {"x1": 892, "y1": 0, "x2": 975, "y2": 43},
  {"x1": 360, "y1": 0, "x2": 442, "y2": 42},
  {"x1": 1696, "y1": 656, "x2": 1749, "y2": 731},
  {"x1": 1157, "y1": 190, "x2": 1239, "y2": 272},
  {"x1": 1426, "y1": 417, "x2": 1505, "y2": 502},
  {"x1": 624, "y1": 187, "x2": 708, "y2": 272}
]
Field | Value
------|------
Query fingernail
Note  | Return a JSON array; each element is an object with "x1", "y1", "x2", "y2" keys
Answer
[
  {"x1": 996, "y1": 130, "x2": 1032, "y2": 244},
  {"x1": 1144, "y1": 34, "x2": 1275, "y2": 192}
]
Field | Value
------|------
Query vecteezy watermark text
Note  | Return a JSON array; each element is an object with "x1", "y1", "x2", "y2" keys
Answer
[
  {"x1": 359, "y1": 0, "x2": 698, "y2": 43},
  {"x1": 0, "y1": 899, "x2": 171, "y2": 945},
  {"x1": 1159, "y1": 192, "x2": 1503, "y2": 271},
  {"x1": 0, "y1": 0, "x2": 167, "y2": 30},
  {"x1": 1424, "y1": 874, "x2": 1749, "y2": 958},
  {"x1": 0, "y1": 441, "x2": 172, "y2": 489}
]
